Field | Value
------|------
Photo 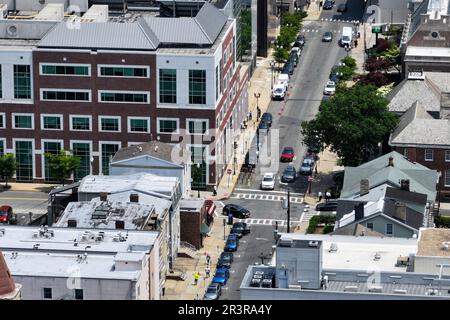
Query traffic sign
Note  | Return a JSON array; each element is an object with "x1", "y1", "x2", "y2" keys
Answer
[
  {"x1": 227, "y1": 169, "x2": 232, "y2": 174},
  {"x1": 372, "y1": 26, "x2": 382, "y2": 34}
]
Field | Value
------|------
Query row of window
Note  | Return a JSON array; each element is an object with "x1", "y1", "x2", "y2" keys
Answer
[
  {"x1": 40, "y1": 89, "x2": 149, "y2": 104},
  {"x1": 404, "y1": 148, "x2": 450, "y2": 162},
  {"x1": 42, "y1": 288, "x2": 84, "y2": 300},
  {"x1": 0, "y1": 113, "x2": 208, "y2": 134},
  {"x1": 366, "y1": 222, "x2": 393, "y2": 236},
  {"x1": 40, "y1": 64, "x2": 149, "y2": 78}
]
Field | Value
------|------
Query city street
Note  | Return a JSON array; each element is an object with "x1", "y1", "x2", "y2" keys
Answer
[{"x1": 0, "y1": 190, "x2": 48, "y2": 225}]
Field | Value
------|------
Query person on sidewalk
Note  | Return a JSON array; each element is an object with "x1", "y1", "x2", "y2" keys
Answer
[
  {"x1": 205, "y1": 266, "x2": 210, "y2": 278},
  {"x1": 326, "y1": 191, "x2": 331, "y2": 202},
  {"x1": 194, "y1": 271, "x2": 200, "y2": 285},
  {"x1": 318, "y1": 191, "x2": 323, "y2": 202},
  {"x1": 206, "y1": 253, "x2": 211, "y2": 265},
  {"x1": 213, "y1": 186, "x2": 217, "y2": 197},
  {"x1": 248, "y1": 111, "x2": 253, "y2": 121}
]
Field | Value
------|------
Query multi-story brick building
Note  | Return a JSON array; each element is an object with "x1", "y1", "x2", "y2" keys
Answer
[{"x1": 0, "y1": 2, "x2": 249, "y2": 189}]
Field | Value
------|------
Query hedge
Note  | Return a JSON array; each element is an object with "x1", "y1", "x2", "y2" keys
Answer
[
  {"x1": 306, "y1": 215, "x2": 336, "y2": 234},
  {"x1": 434, "y1": 216, "x2": 450, "y2": 228}
]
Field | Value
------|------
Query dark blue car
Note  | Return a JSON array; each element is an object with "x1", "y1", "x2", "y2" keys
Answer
[
  {"x1": 225, "y1": 236, "x2": 239, "y2": 252},
  {"x1": 212, "y1": 267, "x2": 230, "y2": 286}
]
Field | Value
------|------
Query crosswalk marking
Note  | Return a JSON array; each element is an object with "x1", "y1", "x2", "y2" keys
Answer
[
  {"x1": 301, "y1": 29, "x2": 341, "y2": 34},
  {"x1": 231, "y1": 192, "x2": 304, "y2": 203},
  {"x1": 236, "y1": 218, "x2": 301, "y2": 226}
]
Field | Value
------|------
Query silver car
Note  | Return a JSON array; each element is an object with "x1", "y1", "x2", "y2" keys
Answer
[
  {"x1": 203, "y1": 282, "x2": 222, "y2": 300},
  {"x1": 322, "y1": 31, "x2": 333, "y2": 42}
]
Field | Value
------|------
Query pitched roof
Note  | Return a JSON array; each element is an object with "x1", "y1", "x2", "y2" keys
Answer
[
  {"x1": 390, "y1": 100, "x2": 450, "y2": 147},
  {"x1": 111, "y1": 141, "x2": 187, "y2": 165}
]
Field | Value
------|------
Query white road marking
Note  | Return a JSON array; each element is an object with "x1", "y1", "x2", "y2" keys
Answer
[
  {"x1": 256, "y1": 238, "x2": 269, "y2": 241},
  {"x1": 234, "y1": 188, "x2": 303, "y2": 195}
]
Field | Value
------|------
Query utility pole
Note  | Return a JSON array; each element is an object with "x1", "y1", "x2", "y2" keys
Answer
[{"x1": 287, "y1": 190, "x2": 291, "y2": 233}]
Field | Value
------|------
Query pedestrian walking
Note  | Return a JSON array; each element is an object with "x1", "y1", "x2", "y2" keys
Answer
[
  {"x1": 194, "y1": 271, "x2": 200, "y2": 285},
  {"x1": 354, "y1": 39, "x2": 358, "y2": 48},
  {"x1": 318, "y1": 191, "x2": 323, "y2": 202},
  {"x1": 206, "y1": 253, "x2": 211, "y2": 265},
  {"x1": 249, "y1": 111, "x2": 253, "y2": 121},
  {"x1": 326, "y1": 191, "x2": 331, "y2": 202},
  {"x1": 213, "y1": 186, "x2": 217, "y2": 196},
  {"x1": 205, "y1": 266, "x2": 210, "y2": 278}
]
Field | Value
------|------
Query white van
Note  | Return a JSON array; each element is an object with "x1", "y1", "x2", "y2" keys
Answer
[
  {"x1": 272, "y1": 83, "x2": 287, "y2": 100},
  {"x1": 341, "y1": 26, "x2": 353, "y2": 47},
  {"x1": 277, "y1": 74, "x2": 289, "y2": 89}
]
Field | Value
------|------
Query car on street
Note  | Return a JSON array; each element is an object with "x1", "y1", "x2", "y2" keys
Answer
[
  {"x1": 288, "y1": 53, "x2": 298, "y2": 67},
  {"x1": 282, "y1": 62, "x2": 294, "y2": 75},
  {"x1": 203, "y1": 282, "x2": 222, "y2": 300},
  {"x1": 222, "y1": 204, "x2": 250, "y2": 219},
  {"x1": 299, "y1": 160, "x2": 313, "y2": 175},
  {"x1": 217, "y1": 252, "x2": 234, "y2": 269},
  {"x1": 291, "y1": 47, "x2": 301, "y2": 58},
  {"x1": 231, "y1": 222, "x2": 251, "y2": 238},
  {"x1": 337, "y1": 3, "x2": 347, "y2": 12},
  {"x1": 212, "y1": 267, "x2": 230, "y2": 286},
  {"x1": 329, "y1": 65, "x2": 342, "y2": 83},
  {"x1": 0, "y1": 205, "x2": 13, "y2": 223},
  {"x1": 296, "y1": 35, "x2": 306, "y2": 47},
  {"x1": 281, "y1": 165, "x2": 297, "y2": 183},
  {"x1": 304, "y1": 154, "x2": 315, "y2": 166},
  {"x1": 280, "y1": 146, "x2": 295, "y2": 162},
  {"x1": 320, "y1": 95, "x2": 331, "y2": 111},
  {"x1": 261, "y1": 112, "x2": 273, "y2": 127},
  {"x1": 260, "y1": 172, "x2": 275, "y2": 190},
  {"x1": 225, "y1": 237, "x2": 239, "y2": 252},
  {"x1": 308, "y1": 142, "x2": 321, "y2": 154},
  {"x1": 323, "y1": 0, "x2": 333, "y2": 10},
  {"x1": 323, "y1": 81, "x2": 336, "y2": 95},
  {"x1": 258, "y1": 120, "x2": 270, "y2": 131},
  {"x1": 316, "y1": 201, "x2": 338, "y2": 212},
  {"x1": 322, "y1": 31, "x2": 333, "y2": 42},
  {"x1": 272, "y1": 83, "x2": 287, "y2": 100}
]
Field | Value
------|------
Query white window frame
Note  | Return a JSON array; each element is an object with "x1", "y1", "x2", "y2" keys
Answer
[
  {"x1": 12, "y1": 113, "x2": 34, "y2": 130},
  {"x1": 41, "y1": 139, "x2": 64, "y2": 181},
  {"x1": 445, "y1": 150, "x2": 450, "y2": 162},
  {"x1": 39, "y1": 63, "x2": 91, "y2": 77},
  {"x1": 186, "y1": 118, "x2": 209, "y2": 135},
  {"x1": 425, "y1": 148, "x2": 433, "y2": 161},
  {"x1": 127, "y1": 117, "x2": 150, "y2": 134},
  {"x1": 70, "y1": 115, "x2": 92, "y2": 132},
  {"x1": 70, "y1": 140, "x2": 93, "y2": 176},
  {"x1": 40, "y1": 88, "x2": 92, "y2": 102},
  {"x1": 12, "y1": 138, "x2": 35, "y2": 179},
  {"x1": 157, "y1": 117, "x2": 179, "y2": 134},
  {"x1": 445, "y1": 169, "x2": 450, "y2": 187},
  {"x1": 0, "y1": 112, "x2": 5, "y2": 129},
  {"x1": 386, "y1": 223, "x2": 393, "y2": 236},
  {"x1": 40, "y1": 114, "x2": 63, "y2": 131},
  {"x1": 98, "y1": 90, "x2": 150, "y2": 104},
  {"x1": 97, "y1": 64, "x2": 150, "y2": 79},
  {"x1": 98, "y1": 116, "x2": 121, "y2": 133},
  {"x1": 99, "y1": 141, "x2": 122, "y2": 175}
]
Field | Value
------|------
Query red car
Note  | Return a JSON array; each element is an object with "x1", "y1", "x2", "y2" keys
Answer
[
  {"x1": 280, "y1": 147, "x2": 295, "y2": 162},
  {"x1": 0, "y1": 205, "x2": 13, "y2": 223}
]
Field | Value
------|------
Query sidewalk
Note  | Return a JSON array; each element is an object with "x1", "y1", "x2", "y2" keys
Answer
[{"x1": 0, "y1": 182, "x2": 57, "y2": 193}]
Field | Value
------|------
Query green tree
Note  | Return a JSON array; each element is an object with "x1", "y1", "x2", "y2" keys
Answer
[
  {"x1": 340, "y1": 56, "x2": 357, "y2": 80},
  {"x1": 274, "y1": 47, "x2": 289, "y2": 64},
  {"x1": 381, "y1": 43, "x2": 401, "y2": 72},
  {"x1": 301, "y1": 85, "x2": 398, "y2": 166},
  {"x1": 191, "y1": 163, "x2": 202, "y2": 196},
  {"x1": 0, "y1": 154, "x2": 17, "y2": 188},
  {"x1": 239, "y1": 9, "x2": 252, "y2": 59},
  {"x1": 45, "y1": 151, "x2": 81, "y2": 186}
]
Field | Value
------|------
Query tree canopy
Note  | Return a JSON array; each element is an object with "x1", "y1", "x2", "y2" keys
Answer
[
  {"x1": 301, "y1": 84, "x2": 398, "y2": 166},
  {"x1": 45, "y1": 151, "x2": 81, "y2": 185},
  {"x1": 0, "y1": 154, "x2": 17, "y2": 187}
]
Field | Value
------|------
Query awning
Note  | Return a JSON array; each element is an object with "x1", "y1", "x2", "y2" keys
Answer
[
  {"x1": 200, "y1": 223, "x2": 210, "y2": 234},
  {"x1": 207, "y1": 203, "x2": 216, "y2": 216}
]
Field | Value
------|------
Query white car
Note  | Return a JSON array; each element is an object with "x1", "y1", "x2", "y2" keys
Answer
[
  {"x1": 323, "y1": 81, "x2": 336, "y2": 95},
  {"x1": 290, "y1": 47, "x2": 301, "y2": 58},
  {"x1": 272, "y1": 83, "x2": 286, "y2": 100},
  {"x1": 260, "y1": 173, "x2": 275, "y2": 190}
]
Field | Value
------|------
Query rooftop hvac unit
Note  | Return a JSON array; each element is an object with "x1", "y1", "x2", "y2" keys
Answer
[
  {"x1": 394, "y1": 289, "x2": 407, "y2": 294},
  {"x1": 288, "y1": 284, "x2": 302, "y2": 289},
  {"x1": 254, "y1": 271, "x2": 265, "y2": 275},
  {"x1": 261, "y1": 279, "x2": 272, "y2": 288},
  {"x1": 113, "y1": 236, "x2": 120, "y2": 242},
  {"x1": 308, "y1": 241, "x2": 319, "y2": 247},
  {"x1": 252, "y1": 274, "x2": 263, "y2": 279},
  {"x1": 368, "y1": 286, "x2": 383, "y2": 293},
  {"x1": 250, "y1": 278, "x2": 261, "y2": 287},
  {"x1": 344, "y1": 286, "x2": 358, "y2": 292},
  {"x1": 81, "y1": 234, "x2": 89, "y2": 241},
  {"x1": 279, "y1": 238, "x2": 293, "y2": 247},
  {"x1": 329, "y1": 243, "x2": 338, "y2": 252},
  {"x1": 0, "y1": 228, "x2": 5, "y2": 236},
  {"x1": 32, "y1": 232, "x2": 39, "y2": 238}
]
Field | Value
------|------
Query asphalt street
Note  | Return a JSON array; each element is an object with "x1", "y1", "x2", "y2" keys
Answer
[
  {"x1": 0, "y1": 190, "x2": 48, "y2": 225},
  {"x1": 219, "y1": 1, "x2": 365, "y2": 300}
]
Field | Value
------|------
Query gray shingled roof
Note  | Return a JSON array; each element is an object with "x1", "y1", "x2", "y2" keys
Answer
[
  {"x1": 112, "y1": 141, "x2": 187, "y2": 165},
  {"x1": 387, "y1": 79, "x2": 440, "y2": 113},
  {"x1": 38, "y1": 22, "x2": 158, "y2": 50},
  {"x1": 195, "y1": 2, "x2": 228, "y2": 43},
  {"x1": 0, "y1": 20, "x2": 58, "y2": 40},
  {"x1": 390, "y1": 101, "x2": 450, "y2": 147}
]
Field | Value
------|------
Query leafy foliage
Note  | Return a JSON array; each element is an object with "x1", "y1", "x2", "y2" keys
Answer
[
  {"x1": 364, "y1": 57, "x2": 391, "y2": 72},
  {"x1": 45, "y1": 151, "x2": 81, "y2": 185},
  {"x1": 239, "y1": 9, "x2": 252, "y2": 59},
  {"x1": 191, "y1": 164, "x2": 202, "y2": 189},
  {"x1": 273, "y1": 11, "x2": 306, "y2": 64},
  {"x1": 301, "y1": 84, "x2": 398, "y2": 166},
  {"x1": 0, "y1": 154, "x2": 17, "y2": 187},
  {"x1": 356, "y1": 72, "x2": 389, "y2": 87},
  {"x1": 434, "y1": 216, "x2": 450, "y2": 228},
  {"x1": 307, "y1": 215, "x2": 336, "y2": 234}
]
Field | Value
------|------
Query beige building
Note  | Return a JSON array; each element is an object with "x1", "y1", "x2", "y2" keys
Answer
[{"x1": 416, "y1": 228, "x2": 450, "y2": 276}]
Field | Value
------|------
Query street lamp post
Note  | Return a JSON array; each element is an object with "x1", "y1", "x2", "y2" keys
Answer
[
  {"x1": 270, "y1": 60, "x2": 275, "y2": 89},
  {"x1": 197, "y1": 163, "x2": 201, "y2": 198}
]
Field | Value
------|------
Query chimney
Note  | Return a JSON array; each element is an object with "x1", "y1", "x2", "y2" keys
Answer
[
  {"x1": 354, "y1": 202, "x2": 365, "y2": 221},
  {"x1": 388, "y1": 156, "x2": 394, "y2": 167},
  {"x1": 0, "y1": 251, "x2": 19, "y2": 299},
  {"x1": 130, "y1": 193, "x2": 139, "y2": 203},
  {"x1": 440, "y1": 93, "x2": 450, "y2": 119},
  {"x1": 394, "y1": 202, "x2": 407, "y2": 222},
  {"x1": 115, "y1": 220, "x2": 125, "y2": 229},
  {"x1": 360, "y1": 179, "x2": 370, "y2": 195},
  {"x1": 400, "y1": 179, "x2": 410, "y2": 191},
  {"x1": 100, "y1": 192, "x2": 108, "y2": 202}
]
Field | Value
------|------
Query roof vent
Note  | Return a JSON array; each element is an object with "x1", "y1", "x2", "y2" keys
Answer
[
  {"x1": 344, "y1": 285, "x2": 358, "y2": 292},
  {"x1": 388, "y1": 156, "x2": 394, "y2": 167},
  {"x1": 154, "y1": 145, "x2": 158, "y2": 152},
  {"x1": 7, "y1": 25, "x2": 18, "y2": 36},
  {"x1": 394, "y1": 289, "x2": 407, "y2": 294},
  {"x1": 308, "y1": 240, "x2": 319, "y2": 247},
  {"x1": 368, "y1": 286, "x2": 383, "y2": 293},
  {"x1": 329, "y1": 243, "x2": 338, "y2": 252}
]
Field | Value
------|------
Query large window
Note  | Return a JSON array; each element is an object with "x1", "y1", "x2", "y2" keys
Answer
[
  {"x1": 41, "y1": 64, "x2": 90, "y2": 76},
  {"x1": 366, "y1": 223, "x2": 373, "y2": 231},
  {"x1": 99, "y1": 66, "x2": 148, "y2": 78},
  {"x1": 0, "y1": 113, "x2": 4, "y2": 129},
  {"x1": 215, "y1": 66, "x2": 218, "y2": 101},
  {"x1": 43, "y1": 141, "x2": 62, "y2": 182},
  {"x1": 13, "y1": 114, "x2": 33, "y2": 129},
  {"x1": 446, "y1": 150, "x2": 450, "y2": 162},
  {"x1": 71, "y1": 116, "x2": 91, "y2": 131},
  {"x1": 189, "y1": 70, "x2": 206, "y2": 104},
  {"x1": 0, "y1": 140, "x2": 4, "y2": 157},
  {"x1": 15, "y1": 140, "x2": 33, "y2": 182},
  {"x1": 72, "y1": 142, "x2": 90, "y2": 181},
  {"x1": 158, "y1": 118, "x2": 178, "y2": 133},
  {"x1": 42, "y1": 115, "x2": 62, "y2": 130},
  {"x1": 74, "y1": 289, "x2": 84, "y2": 300},
  {"x1": 188, "y1": 119, "x2": 208, "y2": 134},
  {"x1": 42, "y1": 90, "x2": 90, "y2": 102},
  {"x1": 14, "y1": 65, "x2": 31, "y2": 99},
  {"x1": 100, "y1": 117, "x2": 120, "y2": 132},
  {"x1": 129, "y1": 118, "x2": 150, "y2": 133},
  {"x1": 99, "y1": 91, "x2": 148, "y2": 104},
  {"x1": 159, "y1": 69, "x2": 177, "y2": 103},
  {"x1": 445, "y1": 170, "x2": 450, "y2": 187},
  {"x1": 101, "y1": 143, "x2": 119, "y2": 175},
  {"x1": 43, "y1": 288, "x2": 52, "y2": 300},
  {"x1": 425, "y1": 149, "x2": 433, "y2": 161}
]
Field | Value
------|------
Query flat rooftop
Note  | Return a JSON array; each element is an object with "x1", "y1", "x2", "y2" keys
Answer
[
  {"x1": 0, "y1": 226, "x2": 158, "y2": 254},
  {"x1": 406, "y1": 46, "x2": 450, "y2": 58},
  {"x1": 417, "y1": 228, "x2": 450, "y2": 257},
  {"x1": 279, "y1": 233, "x2": 417, "y2": 272}
]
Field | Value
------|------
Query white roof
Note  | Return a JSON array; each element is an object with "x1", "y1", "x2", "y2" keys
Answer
[
  {"x1": 406, "y1": 46, "x2": 450, "y2": 58},
  {"x1": 279, "y1": 233, "x2": 417, "y2": 272},
  {"x1": 339, "y1": 198, "x2": 385, "y2": 228}
]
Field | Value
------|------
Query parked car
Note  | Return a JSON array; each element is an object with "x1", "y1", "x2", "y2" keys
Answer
[
  {"x1": 261, "y1": 112, "x2": 273, "y2": 127},
  {"x1": 218, "y1": 251, "x2": 234, "y2": 267},
  {"x1": 203, "y1": 282, "x2": 222, "y2": 300},
  {"x1": 319, "y1": 95, "x2": 330, "y2": 111},
  {"x1": 322, "y1": 31, "x2": 333, "y2": 42},
  {"x1": 316, "y1": 201, "x2": 338, "y2": 211},
  {"x1": 296, "y1": 35, "x2": 306, "y2": 47},
  {"x1": 304, "y1": 154, "x2": 315, "y2": 166},
  {"x1": 280, "y1": 146, "x2": 295, "y2": 162},
  {"x1": 291, "y1": 47, "x2": 301, "y2": 58},
  {"x1": 323, "y1": 81, "x2": 336, "y2": 95},
  {"x1": 329, "y1": 65, "x2": 342, "y2": 83},
  {"x1": 337, "y1": 3, "x2": 347, "y2": 12},
  {"x1": 258, "y1": 120, "x2": 270, "y2": 131},
  {"x1": 282, "y1": 62, "x2": 294, "y2": 75},
  {"x1": 212, "y1": 267, "x2": 230, "y2": 286},
  {"x1": 281, "y1": 165, "x2": 297, "y2": 183},
  {"x1": 288, "y1": 53, "x2": 298, "y2": 67},
  {"x1": 231, "y1": 222, "x2": 251, "y2": 238},
  {"x1": 323, "y1": 0, "x2": 333, "y2": 9},
  {"x1": 277, "y1": 74, "x2": 289, "y2": 89},
  {"x1": 272, "y1": 83, "x2": 287, "y2": 100},
  {"x1": 225, "y1": 237, "x2": 239, "y2": 252},
  {"x1": 299, "y1": 160, "x2": 313, "y2": 175},
  {"x1": 0, "y1": 205, "x2": 13, "y2": 223},
  {"x1": 260, "y1": 173, "x2": 275, "y2": 190},
  {"x1": 223, "y1": 204, "x2": 250, "y2": 219},
  {"x1": 308, "y1": 142, "x2": 321, "y2": 154}
]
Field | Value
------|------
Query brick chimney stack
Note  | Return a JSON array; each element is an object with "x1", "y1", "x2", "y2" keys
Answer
[{"x1": 0, "y1": 251, "x2": 21, "y2": 300}]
